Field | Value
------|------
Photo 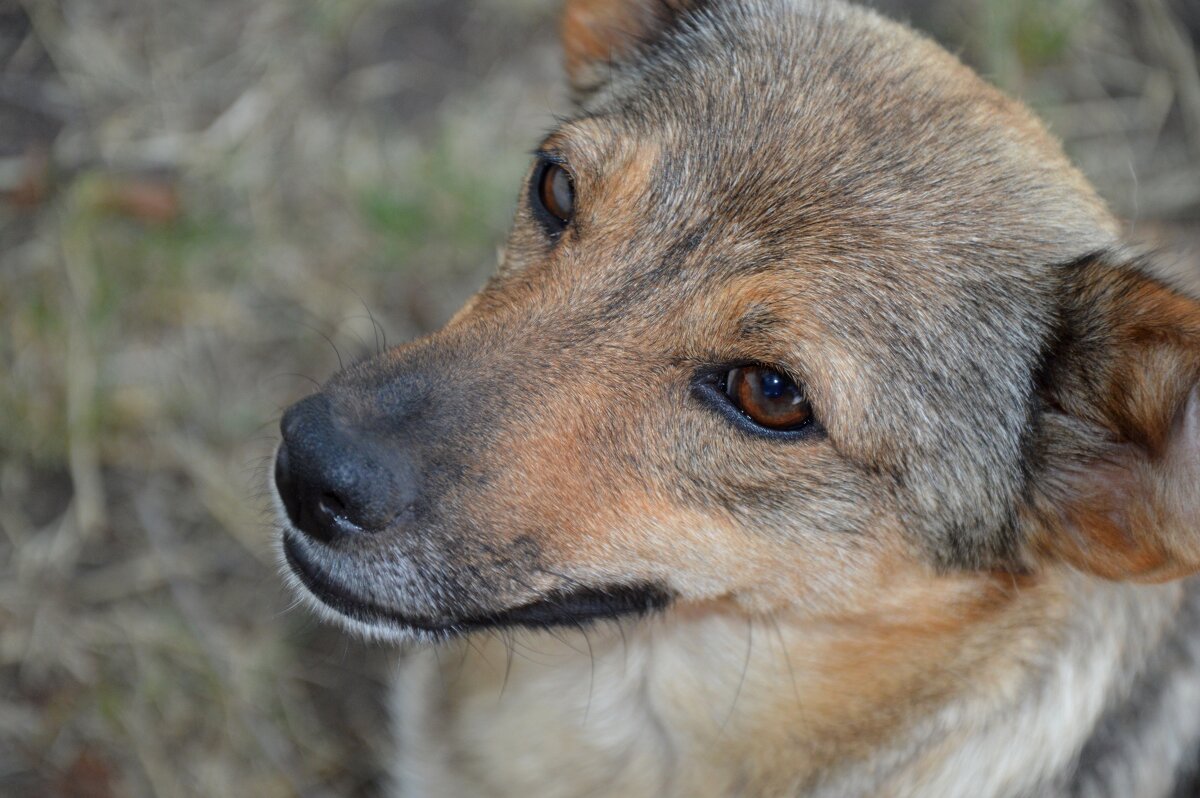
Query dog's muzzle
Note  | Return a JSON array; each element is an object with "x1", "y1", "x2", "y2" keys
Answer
[{"x1": 272, "y1": 382, "x2": 671, "y2": 638}]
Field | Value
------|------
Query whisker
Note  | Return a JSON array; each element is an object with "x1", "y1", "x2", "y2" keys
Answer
[{"x1": 719, "y1": 616, "x2": 754, "y2": 734}]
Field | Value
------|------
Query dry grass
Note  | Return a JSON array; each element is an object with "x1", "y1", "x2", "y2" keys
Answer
[
  {"x1": 0, "y1": 0, "x2": 1196, "y2": 795},
  {"x1": 1, "y1": 1, "x2": 562, "y2": 794}
]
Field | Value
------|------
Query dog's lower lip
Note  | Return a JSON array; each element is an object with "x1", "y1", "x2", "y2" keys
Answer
[{"x1": 282, "y1": 534, "x2": 671, "y2": 635}]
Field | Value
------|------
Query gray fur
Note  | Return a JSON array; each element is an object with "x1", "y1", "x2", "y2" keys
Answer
[{"x1": 274, "y1": 1, "x2": 1200, "y2": 795}]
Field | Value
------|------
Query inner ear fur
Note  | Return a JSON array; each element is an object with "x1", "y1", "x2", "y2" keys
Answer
[
  {"x1": 561, "y1": 0, "x2": 696, "y2": 96},
  {"x1": 1029, "y1": 254, "x2": 1200, "y2": 581}
]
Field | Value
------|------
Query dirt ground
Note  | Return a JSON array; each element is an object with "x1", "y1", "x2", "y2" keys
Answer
[{"x1": 1, "y1": 0, "x2": 1196, "y2": 795}]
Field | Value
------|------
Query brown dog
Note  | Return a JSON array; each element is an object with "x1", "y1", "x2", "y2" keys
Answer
[{"x1": 272, "y1": 1, "x2": 1200, "y2": 795}]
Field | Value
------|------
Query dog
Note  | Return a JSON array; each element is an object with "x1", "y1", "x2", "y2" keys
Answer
[{"x1": 271, "y1": 0, "x2": 1200, "y2": 795}]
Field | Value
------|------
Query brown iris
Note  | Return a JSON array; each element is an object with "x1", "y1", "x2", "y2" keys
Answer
[
  {"x1": 536, "y1": 162, "x2": 574, "y2": 227},
  {"x1": 725, "y1": 366, "x2": 812, "y2": 430}
]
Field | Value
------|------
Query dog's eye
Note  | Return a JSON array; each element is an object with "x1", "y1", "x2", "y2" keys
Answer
[
  {"x1": 533, "y1": 161, "x2": 574, "y2": 233},
  {"x1": 724, "y1": 366, "x2": 812, "y2": 431}
]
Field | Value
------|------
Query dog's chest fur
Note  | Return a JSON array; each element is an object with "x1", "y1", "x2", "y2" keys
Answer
[{"x1": 391, "y1": 576, "x2": 1200, "y2": 798}]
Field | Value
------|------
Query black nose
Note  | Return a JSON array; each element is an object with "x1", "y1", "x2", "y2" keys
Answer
[{"x1": 274, "y1": 394, "x2": 417, "y2": 543}]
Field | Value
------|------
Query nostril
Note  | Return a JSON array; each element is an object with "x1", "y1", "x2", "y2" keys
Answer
[
  {"x1": 315, "y1": 490, "x2": 366, "y2": 536},
  {"x1": 276, "y1": 392, "x2": 416, "y2": 542},
  {"x1": 319, "y1": 489, "x2": 343, "y2": 513},
  {"x1": 319, "y1": 491, "x2": 348, "y2": 521}
]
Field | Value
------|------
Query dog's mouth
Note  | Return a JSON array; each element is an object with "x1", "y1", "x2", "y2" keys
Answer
[{"x1": 282, "y1": 534, "x2": 671, "y2": 638}]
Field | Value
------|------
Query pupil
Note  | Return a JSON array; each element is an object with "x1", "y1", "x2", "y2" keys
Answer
[{"x1": 760, "y1": 370, "x2": 786, "y2": 400}]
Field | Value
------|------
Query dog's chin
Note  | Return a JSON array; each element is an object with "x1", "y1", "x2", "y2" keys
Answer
[{"x1": 278, "y1": 531, "x2": 671, "y2": 644}]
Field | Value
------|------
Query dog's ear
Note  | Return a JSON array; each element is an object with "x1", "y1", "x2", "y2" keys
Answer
[
  {"x1": 1031, "y1": 254, "x2": 1200, "y2": 582},
  {"x1": 561, "y1": 0, "x2": 695, "y2": 96}
]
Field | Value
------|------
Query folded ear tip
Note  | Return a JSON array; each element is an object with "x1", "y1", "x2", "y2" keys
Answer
[
  {"x1": 1032, "y1": 259, "x2": 1200, "y2": 581},
  {"x1": 560, "y1": 0, "x2": 694, "y2": 95}
]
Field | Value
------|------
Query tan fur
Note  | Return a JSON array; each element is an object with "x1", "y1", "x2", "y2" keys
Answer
[{"x1": 272, "y1": 1, "x2": 1200, "y2": 795}]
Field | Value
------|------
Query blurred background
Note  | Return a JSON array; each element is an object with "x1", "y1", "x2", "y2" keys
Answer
[{"x1": 0, "y1": 0, "x2": 1197, "y2": 795}]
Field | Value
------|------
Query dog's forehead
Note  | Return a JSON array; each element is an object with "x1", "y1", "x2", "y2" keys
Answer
[{"x1": 564, "y1": 0, "x2": 1116, "y2": 278}]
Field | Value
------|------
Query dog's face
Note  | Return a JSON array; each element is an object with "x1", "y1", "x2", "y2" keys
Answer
[{"x1": 274, "y1": 0, "x2": 1200, "y2": 642}]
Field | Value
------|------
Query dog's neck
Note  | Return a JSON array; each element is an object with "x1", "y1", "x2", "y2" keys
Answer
[
  {"x1": 829, "y1": 575, "x2": 1197, "y2": 798},
  {"x1": 392, "y1": 572, "x2": 1200, "y2": 797}
]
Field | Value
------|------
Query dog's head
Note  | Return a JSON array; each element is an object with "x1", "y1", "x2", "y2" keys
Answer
[{"x1": 274, "y1": 0, "x2": 1200, "y2": 642}]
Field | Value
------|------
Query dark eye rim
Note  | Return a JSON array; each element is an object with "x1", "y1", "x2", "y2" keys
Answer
[
  {"x1": 691, "y1": 363, "x2": 823, "y2": 441},
  {"x1": 529, "y1": 156, "x2": 575, "y2": 239}
]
